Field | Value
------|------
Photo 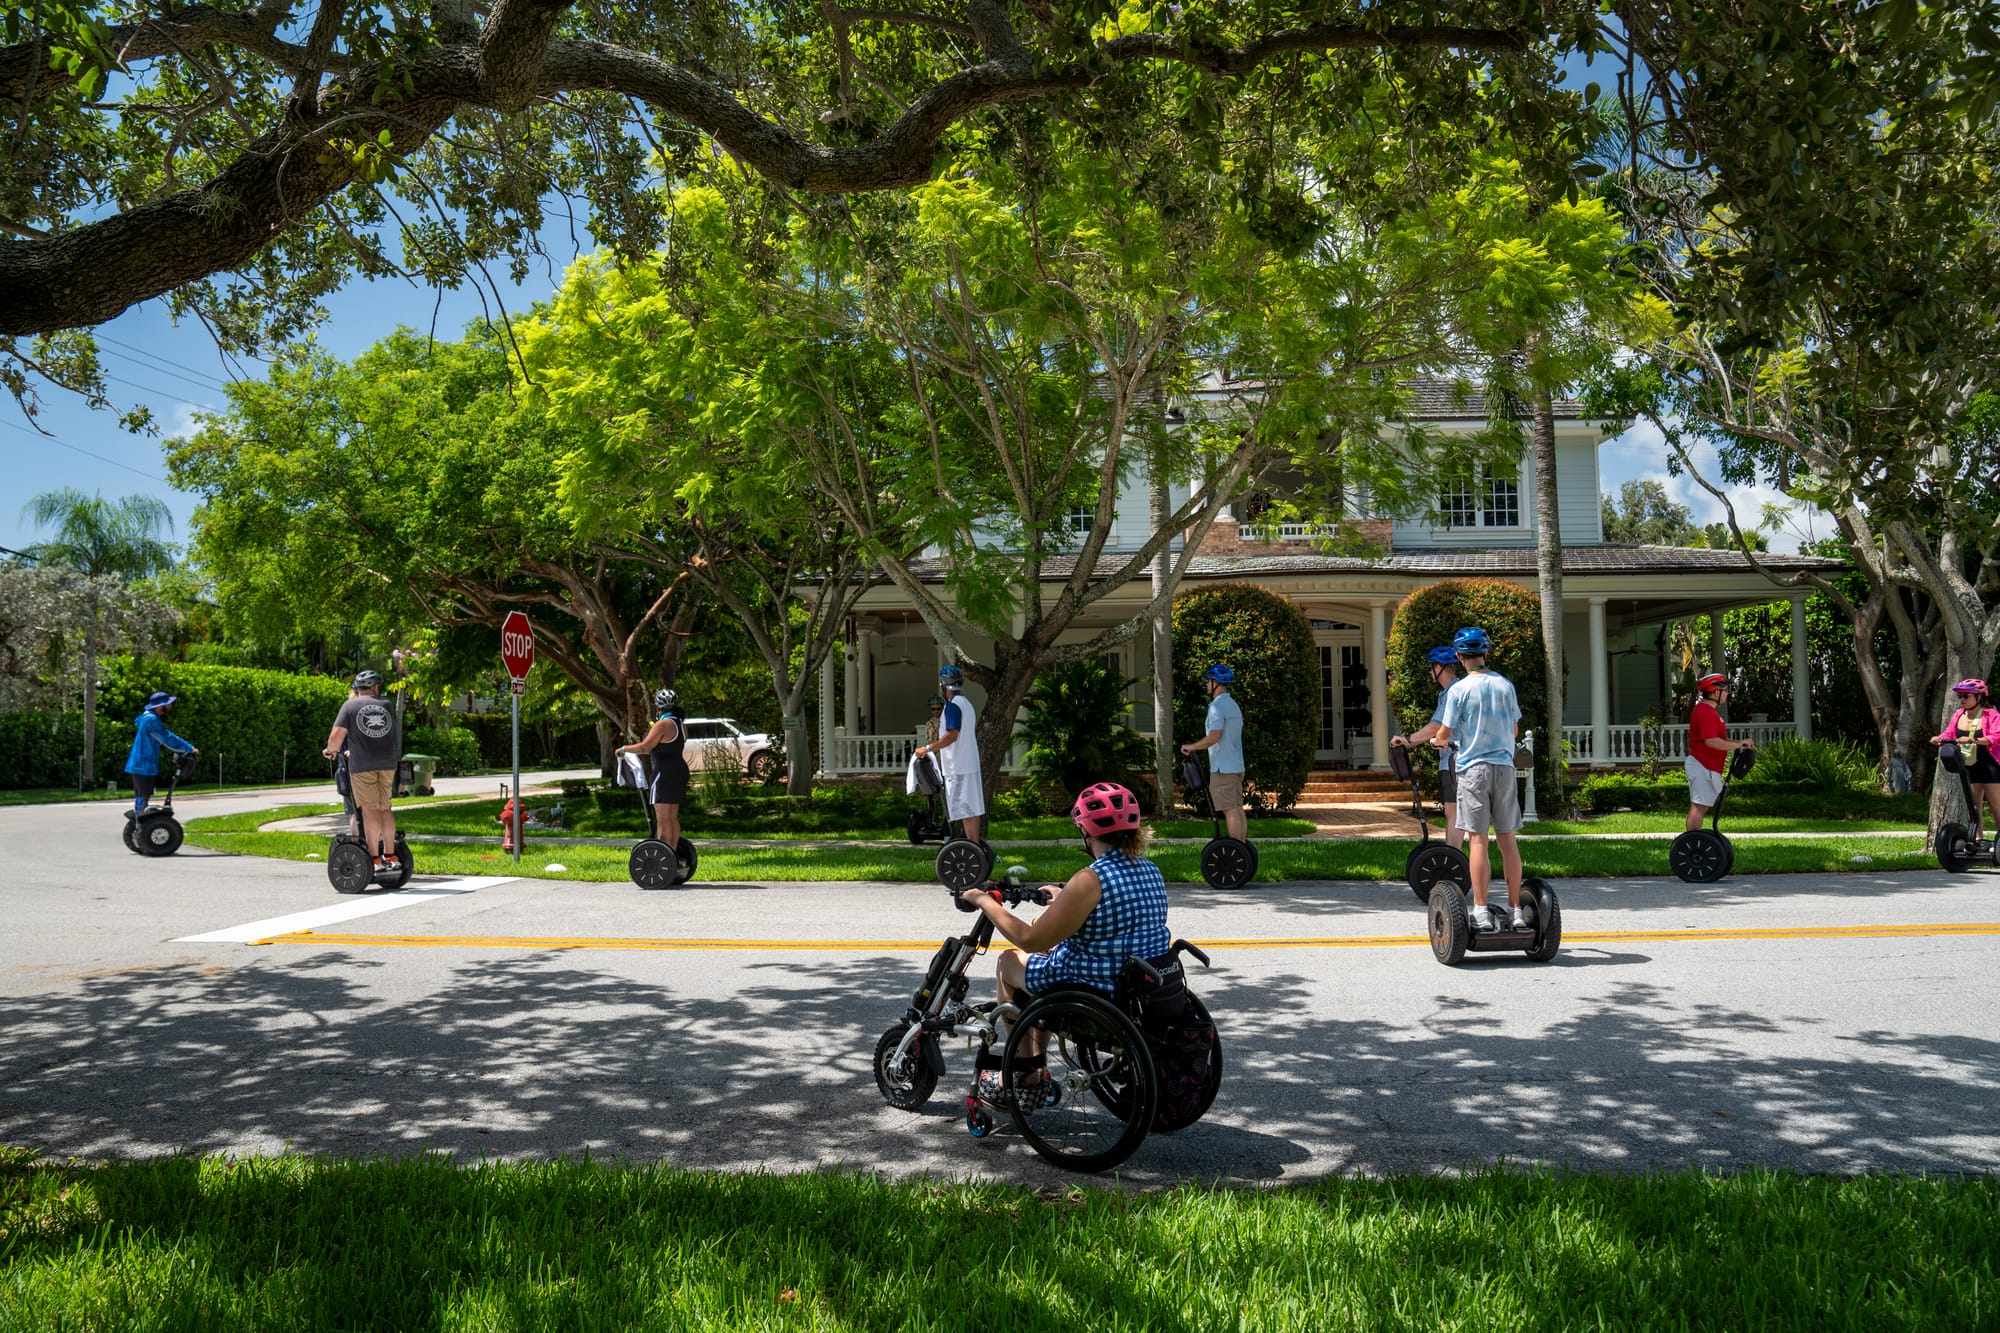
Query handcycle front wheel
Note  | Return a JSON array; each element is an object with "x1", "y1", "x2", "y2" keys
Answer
[
  {"x1": 873, "y1": 1022, "x2": 938, "y2": 1111},
  {"x1": 1004, "y1": 991, "x2": 1156, "y2": 1173}
]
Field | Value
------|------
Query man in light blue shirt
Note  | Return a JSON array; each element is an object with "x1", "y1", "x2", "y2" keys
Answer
[
  {"x1": 1390, "y1": 646, "x2": 1465, "y2": 852},
  {"x1": 1433, "y1": 626, "x2": 1524, "y2": 932},
  {"x1": 1180, "y1": 663, "x2": 1247, "y2": 841}
]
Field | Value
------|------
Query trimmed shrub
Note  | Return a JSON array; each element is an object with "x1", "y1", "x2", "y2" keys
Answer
[
  {"x1": 1387, "y1": 578, "x2": 1555, "y2": 794},
  {"x1": 1171, "y1": 584, "x2": 1317, "y2": 810},
  {"x1": 1746, "y1": 737, "x2": 1879, "y2": 792},
  {"x1": 92, "y1": 660, "x2": 353, "y2": 788},
  {"x1": 403, "y1": 725, "x2": 483, "y2": 777},
  {"x1": 0, "y1": 711, "x2": 89, "y2": 789}
]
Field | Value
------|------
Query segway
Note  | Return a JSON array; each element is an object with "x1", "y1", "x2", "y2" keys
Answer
[
  {"x1": 619, "y1": 751, "x2": 698, "y2": 888},
  {"x1": 1181, "y1": 757, "x2": 1257, "y2": 889},
  {"x1": 1934, "y1": 740, "x2": 2000, "y2": 872},
  {"x1": 1670, "y1": 746, "x2": 1755, "y2": 883},
  {"x1": 327, "y1": 753, "x2": 414, "y2": 894},
  {"x1": 124, "y1": 749, "x2": 198, "y2": 857},
  {"x1": 1386, "y1": 742, "x2": 1469, "y2": 905},
  {"x1": 934, "y1": 829, "x2": 997, "y2": 891},
  {"x1": 1427, "y1": 876, "x2": 1562, "y2": 966},
  {"x1": 906, "y1": 752, "x2": 952, "y2": 845}
]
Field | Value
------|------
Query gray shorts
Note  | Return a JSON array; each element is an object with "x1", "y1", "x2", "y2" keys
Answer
[{"x1": 1454, "y1": 763, "x2": 1521, "y2": 835}]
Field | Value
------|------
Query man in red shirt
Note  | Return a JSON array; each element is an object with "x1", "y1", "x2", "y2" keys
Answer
[{"x1": 1686, "y1": 673, "x2": 1754, "y2": 832}]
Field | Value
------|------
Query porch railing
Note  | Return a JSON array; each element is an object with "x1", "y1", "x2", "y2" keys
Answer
[
  {"x1": 1562, "y1": 720, "x2": 1800, "y2": 764},
  {"x1": 821, "y1": 730, "x2": 1034, "y2": 776},
  {"x1": 1241, "y1": 521, "x2": 1341, "y2": 544}
]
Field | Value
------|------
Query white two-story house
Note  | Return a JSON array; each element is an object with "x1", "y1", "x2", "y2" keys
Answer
[{"x1": 818, "y1": 376, "x2": 1839, "y2": 774}]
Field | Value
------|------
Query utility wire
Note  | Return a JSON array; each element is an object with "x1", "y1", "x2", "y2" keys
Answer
[{"x1": 0, "y1": 416, "x2": 167, "y2": 483}]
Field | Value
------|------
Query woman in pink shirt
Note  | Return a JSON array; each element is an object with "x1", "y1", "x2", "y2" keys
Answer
[{"x1": 1934, "y1": 679, "x2": 2000, "y2": 834}]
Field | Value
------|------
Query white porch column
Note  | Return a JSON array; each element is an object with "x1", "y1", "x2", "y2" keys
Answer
[
  {"x1": 1589, "y1": 597, "x2": 1611, "y2": 767},
  {"x1": 843, "y1": 637, "x2": 859, "y2": 735},
  {"x1": 1791, "y1": 595, "x2": 1812, "y2": 741},
  {"x1": 1710, "y1": 611, "x2": 1727, "y2": 672},
  {"x1": 818, "y1": 652, "x2": 836, "y2": 774},
  {"x1": 1368, "y1": 601, "x2": 1391, "y2": 769},
  {"x1": 858, "y1": 618, "x2": 879, "y2": 733}
]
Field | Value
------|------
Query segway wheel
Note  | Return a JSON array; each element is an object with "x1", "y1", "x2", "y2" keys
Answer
[
  {"x1": 1405, "y1": 843, "x2": 1470, "y2": 905},
  {"x1": 142, "y1": 816, "x2": 184, "y2": 857},
  {"x1": 1720, "y1": 836, "x2": 1737, "y2": 880},
  {"x1": 386, "y1": 838, "x2": 414, "y2": 889},
  {"x1": 1937, "y1": 823, "x2": 1972, "y2": 873},
  {"x1": 935, "y1": 838, "x2": 990, "y2": 890},
  {"x1": 1524, "y1": 878, "x2": 1562, "y2": 962},
  {"x1": 629, "y1": 838, "x2": 681, "y2": 889},
  {"x1": 122, "y1": 818, "x2": 140, "y2": 854},
  {"x1": 1199, "y1": 837, "x2": 1257, "y2": 890},
  {"x1": 1427, "y1": 881, "x2": 1470, "y2": 966},
  {"x1": 906, "y1": 811, "x2": 927, "y2": 846},
  {"x1": 674, "y1": 837, "x2": 699, "y2": 885},
  {"x1": 327, "y1": 838, "x2": 374, "y2": 894},
  {"x1": 1669, "y1": 829, "x2": 1730, "y2": 883}
]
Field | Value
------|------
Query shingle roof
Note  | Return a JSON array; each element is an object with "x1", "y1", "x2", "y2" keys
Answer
[
  {"x1": 1405, "y1": 375, "x2": 1591, "y2": 422},
  {"x1": 894, "y1": 543, "x2": 1842, "y2": 583}
]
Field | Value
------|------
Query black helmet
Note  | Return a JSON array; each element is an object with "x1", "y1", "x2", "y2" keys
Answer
[
  {"x1": 352, "y1": 669, "x2": 383, "y2": 692},
  {"x1": 653, "y1": 687, "x2": 679, "y2": 714}
]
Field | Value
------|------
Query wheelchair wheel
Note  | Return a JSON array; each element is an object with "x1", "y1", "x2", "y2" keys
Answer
[
  {"x1": 1524, "y1": 878, "x2": 1562, "y2": 963},
  {"x1": 873, "y1": 1022, "x2": 938, "y2": 1111},
  {"x1": 1670, "y1": 829, "x2": 1730, "y2": 882},
  {"x1": 1405, "y1": 842, "x2": 1468, "y2": 905},
  {"x1": 1936, "y1": 823, "x2": 1971, "y2": 873},
  {"x1": 1005, "y1": 992, "x2": 1156, "y2": 1173},
  {"x1": 629, "y1": 838, "x2": 680, "y2": 889},
  {"x1": 1427, "y1": 880, "x2": 1470, "y2": 966}
]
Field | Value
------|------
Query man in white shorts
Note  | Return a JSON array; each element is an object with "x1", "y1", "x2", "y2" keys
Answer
[
  {"x1": 916, "y1": 664, "x2": 984, "y2": 842},
  {"x1": 1432, "y1": 626, "x2": 1525, "y2": 932}
]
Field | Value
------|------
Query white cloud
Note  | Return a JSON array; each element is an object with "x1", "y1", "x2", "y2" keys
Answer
[
  {"x1": 165, "y1": 401, "x2": 210, "y2": 440},
  {"x1": 1597, "y1": 418, "x2": 1828, "y2": 554}
]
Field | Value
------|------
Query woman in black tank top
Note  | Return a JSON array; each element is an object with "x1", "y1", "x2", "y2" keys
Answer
[{"x1": 618, "y1": 688, "x2": 690, "y2": 848}]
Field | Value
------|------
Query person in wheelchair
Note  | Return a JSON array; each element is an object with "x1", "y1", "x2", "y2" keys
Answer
[{"x1": 957, "y1": 781, "x2": 1170, "y2": 1096}]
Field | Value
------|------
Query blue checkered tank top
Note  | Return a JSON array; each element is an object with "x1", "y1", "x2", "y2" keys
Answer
[{"x1": 1025, "y1": 850, "x2": 1171, "y2": 994}]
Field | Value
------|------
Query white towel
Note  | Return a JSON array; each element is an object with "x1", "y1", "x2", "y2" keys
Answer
[
  {"x1": 906, "y1": 753, "x2": 923, "y2": 796},
  {"x1": 617, "y1": 751, "x2": 648, "y2": 791}
]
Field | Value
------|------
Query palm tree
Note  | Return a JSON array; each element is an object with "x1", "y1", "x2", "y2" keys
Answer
[{"x1": 20, "y1": 488, "x2": 177, "y2": 787}]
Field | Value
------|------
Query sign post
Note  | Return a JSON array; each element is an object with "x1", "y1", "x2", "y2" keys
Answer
[{"x1": 500, "y1": 612, "x2": 535, "y2": 865}]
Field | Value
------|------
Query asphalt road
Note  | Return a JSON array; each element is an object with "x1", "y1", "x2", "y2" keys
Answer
[{"x1": 4, "y1": 790, "x2": 1997, "y2": 1186}]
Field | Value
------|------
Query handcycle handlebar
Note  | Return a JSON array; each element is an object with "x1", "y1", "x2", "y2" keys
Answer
[{"x1": 951, "y1": 864, "x2": 1053, "y2": 911}]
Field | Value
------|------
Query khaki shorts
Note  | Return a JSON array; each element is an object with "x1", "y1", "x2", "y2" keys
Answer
[
  {"x1": 1208, "y1": 770, "x2": 1245, "y2": 812},
  {"x1": 350, "y1": 767, "x2": 395, "y2": 806},
  {"x1": 1454, "y1": 763, "x2": 1521, "y2": 835}
]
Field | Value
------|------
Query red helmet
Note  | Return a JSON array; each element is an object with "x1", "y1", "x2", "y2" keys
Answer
[
  {"x1": 1696, "y1": 673, "x2": 1729, "y2": 694},
  {"x1": 1954, "y1": 678, "x2": 1989, "y2": 696},
  {"x1": 1070, "y1": 782, "x2": 1142, "y2": 836}
]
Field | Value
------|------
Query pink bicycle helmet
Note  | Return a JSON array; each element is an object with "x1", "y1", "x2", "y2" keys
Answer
[
  {"x1": 1070, "y1": 782, "x2": 1142, "y2": 836},
  {"x1": 1954, "y1": 678, "x2": 1988, "y2": 696}
]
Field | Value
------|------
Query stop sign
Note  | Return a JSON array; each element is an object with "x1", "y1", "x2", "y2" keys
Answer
[{"x1": 500, "y1": 611, "x2": 534, "y2": 680}]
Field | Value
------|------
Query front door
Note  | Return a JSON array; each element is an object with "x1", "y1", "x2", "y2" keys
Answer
[{"x1": 1314, "y1": 626, "x2": 1363, "y2": 763}]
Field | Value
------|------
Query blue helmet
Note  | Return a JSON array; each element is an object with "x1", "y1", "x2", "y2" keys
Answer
[
  {"x1": 938, "y1": 664, "x2": 965, "y2": 688},
  {"x1": 1202, "y1": 663, "x2": 1235, "y2": 684},
  {"x1": 1453, "y1": 626, "x2": 1493, "y2": 656},
  {"x1": 1425, "y1": 647, "x2": 1459, "y2": 667}
]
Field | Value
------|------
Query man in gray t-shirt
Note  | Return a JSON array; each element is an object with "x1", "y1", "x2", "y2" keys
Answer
[{"x1": 323, "y1": 669, "x2": 402, "y2": 868}]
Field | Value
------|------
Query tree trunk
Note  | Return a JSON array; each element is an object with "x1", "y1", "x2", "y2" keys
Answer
[
  {"x1": 595, "y1": 720, "x2": 615, "y2": 778},
  {"x1": 1150, "y1": 453, "x2": 1174, "y2": 815},
  {"x1": 1530, "y1": 387, "x2": 1564, "y2": 796},
  {"x1": 975, "y1": 643, "x2": 1042, "y2": 802},
  {"x1": 783, "y1": 708, "x2": 813, "y2": 796},
  {"x1": 81, "y1": 642, "x2": 98, "y2": 790}
]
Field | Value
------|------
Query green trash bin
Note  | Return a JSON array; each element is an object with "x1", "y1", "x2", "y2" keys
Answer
[{"x1": 404, "y1": 754, "x2": 438, "y2": 797}]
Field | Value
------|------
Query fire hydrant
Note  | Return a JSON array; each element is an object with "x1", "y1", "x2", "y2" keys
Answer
[{"x1": 497, "y1": 794, "x2": 522, "y2": 852}]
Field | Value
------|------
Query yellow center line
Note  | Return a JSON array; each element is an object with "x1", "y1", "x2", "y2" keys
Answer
[{"x1": 250, "y1": 922, "x2": 2000, "y2": 951}]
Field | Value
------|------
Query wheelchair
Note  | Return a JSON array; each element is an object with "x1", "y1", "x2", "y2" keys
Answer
[{"x1": 874, "y1": 868, "x2": 1223, "y2": 1173}]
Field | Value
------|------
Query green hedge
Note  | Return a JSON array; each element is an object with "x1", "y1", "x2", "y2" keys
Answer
[
  {"x1": 403, "y1": 725, "x2": 483, "y2": 777},
  {"x1": 1574, "y1": 771, "x2": 1925, "y2": 820},
  {"x1": 0, "y1": 711, "x2": 89, "y2": 788},
  {"x1": 1387, "y1": 578, "x2": 1555, "y2": 794},
  {"x1": 89, "y1": 660, "x2": 354, "y2": 787},
  {"x1": 454, "y1": 713, "x2": 599, "y2": 770},
  {"x1": 1171, "y1": 584, "x2": 1317, "y2": 810}
]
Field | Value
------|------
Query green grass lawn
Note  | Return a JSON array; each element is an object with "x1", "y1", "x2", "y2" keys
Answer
[
  {"x1": 387, "y1": 797, "x2": 1317, "y2": 843},
  {"x1": 1528, "y1": 813, "x2": 1928, "y2": 835},
  {"x1": 0, "y1": 1152, "x2": 1990, "y2": 1330},
  {"x1": 188, "y1": 812, "x2": 1936, "y2": 883},
  {"x1": 0, "y1": 776, "x2": 344, "y2": 807}
]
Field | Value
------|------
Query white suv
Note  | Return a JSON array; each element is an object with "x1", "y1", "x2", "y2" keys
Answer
[{"x1": 682, "y1": 717, "x2": 781, "y2": 781}]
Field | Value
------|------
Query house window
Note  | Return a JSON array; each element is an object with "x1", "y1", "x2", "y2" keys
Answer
[
  {"x1": 1441, "y1": 462, "x2": 1523, "y2": 529},
  {"x1": 1067, "y1": 505, "x2": 1094, "y2": 533}
]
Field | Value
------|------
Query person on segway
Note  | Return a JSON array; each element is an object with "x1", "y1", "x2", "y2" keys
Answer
[
  {"x1": 917, "y1": 665, "x2": 984, "y2": 845},
  {"x1": 1431, "y1": 626, "x2": 1526, "y2": 933},
  {"x1": 1686, "y1": 672, "x2": 1754, "y2": 834},
  {"x1": 1933, "y1": 678, "x2": 2000, "y2": 833},
  {"x1": 619, "y1": 687, "x2": 690, "y2": 852},
  {"x1": 322, "y1": 670, "x2": 402, "y2": 874},
  {"x1": 1390, "y1": 646, "x2": 1466, "y2": 853},
  {"x1": 124, "y1": 692, "x2": 197, "y2": 817},
  {"x1": 957, "y1": 781, "x2": 1171, "y2": 1104},
  {"x1": 1180, "y1": 664, "x2": 1248, "y2": 843}
]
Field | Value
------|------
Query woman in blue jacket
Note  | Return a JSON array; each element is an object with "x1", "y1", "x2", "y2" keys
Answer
[{"x1": 124, "y1": 692, "x2": 196, "y2": 814}]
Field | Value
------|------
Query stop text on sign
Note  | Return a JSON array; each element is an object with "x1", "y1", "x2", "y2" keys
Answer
[{"x1": 500, "y1": 611, "x2": 534, "y2": 680}]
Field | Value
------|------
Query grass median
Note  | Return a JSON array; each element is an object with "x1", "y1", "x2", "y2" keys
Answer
[
  {"x1": 0, "y1": 1151, "x2": 1990, "y2": 1330},
  {"x1": 187, "y1": 812, "x2": 1937, "y2": 883}
]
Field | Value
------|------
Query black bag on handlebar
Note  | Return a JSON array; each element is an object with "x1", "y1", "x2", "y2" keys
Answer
[
  {"x1": 1118, "y1": 953, "x2": 1218, "y2": 1133},
  {"x1": 1180, "y1": 758, "x2": 1207, "y2": 792}
]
